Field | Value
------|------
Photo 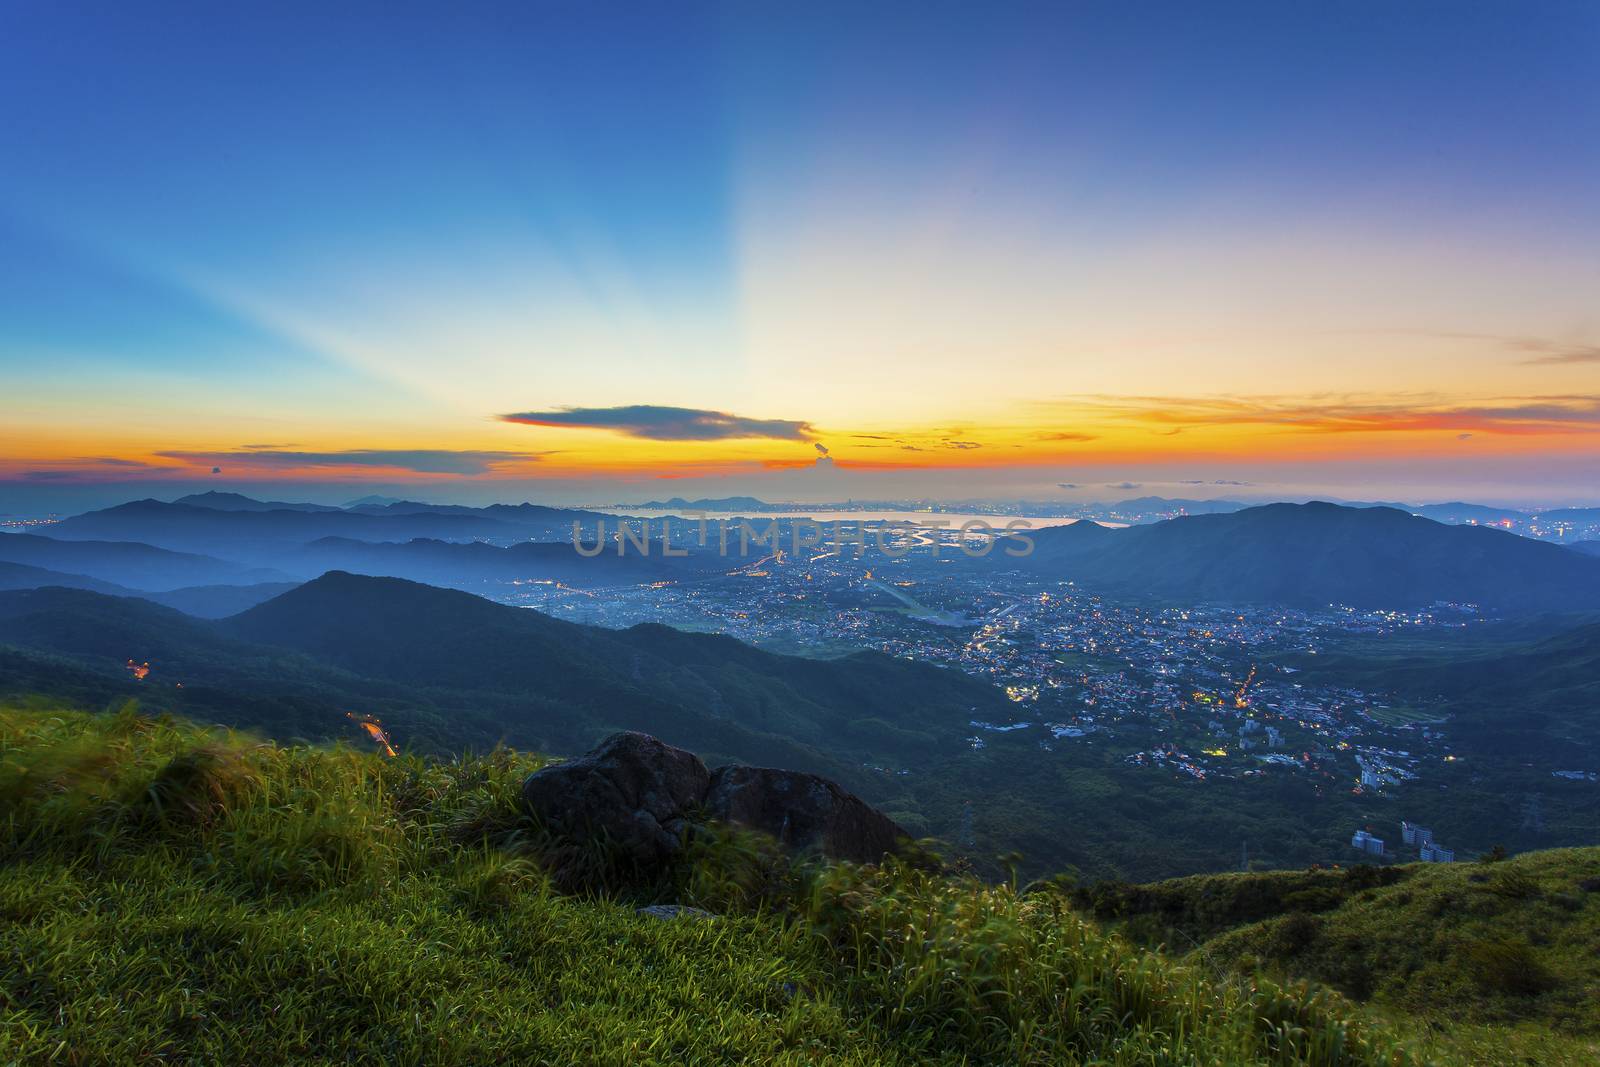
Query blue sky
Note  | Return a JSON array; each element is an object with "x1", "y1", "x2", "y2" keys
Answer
[{"x1": 2, "y1": 2, "x2": 1598, "y2": 509}]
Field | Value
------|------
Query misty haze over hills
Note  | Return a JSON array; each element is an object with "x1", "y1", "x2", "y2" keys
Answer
[
  {"x1": 5, "y1": 490, "x2": 1600, "y2": 613},
  {"x1": 44, "y1": 498, "x2": 589, "y2": 554}
]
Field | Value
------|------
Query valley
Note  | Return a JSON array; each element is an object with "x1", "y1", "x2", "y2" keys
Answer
[{"x1": 2, "y1": 493, "x2": 1595, "y2": 883}]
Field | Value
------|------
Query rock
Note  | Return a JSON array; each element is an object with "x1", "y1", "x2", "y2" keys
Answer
[
  {"x1": 636, "y1": 904, "x2": 716, "y2": 921},
  {"x1": 521, "y1": 731, "x2": 710, "y2": 868},
  {"x1": 704, "y1": 765, "x2": 906, "y2": 865},
  {"x1": 521, "y1": 732, "x2": 907, "y2": 877}
]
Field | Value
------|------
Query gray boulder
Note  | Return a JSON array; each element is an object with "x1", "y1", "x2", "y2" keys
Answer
[
  {"x1": 521, "y1": 732, "x2": 907, "y2": 874},
  {"x1": 704, "y1": 765, "x2": 906, "y2": 865},
  {"x1": 521, "y1": 731, "x2": 710, "y2": 868}
]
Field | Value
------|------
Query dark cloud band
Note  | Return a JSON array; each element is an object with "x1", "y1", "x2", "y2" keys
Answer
[{"x1": 499, "y1": 405, "x2": 814, "y2": 441}]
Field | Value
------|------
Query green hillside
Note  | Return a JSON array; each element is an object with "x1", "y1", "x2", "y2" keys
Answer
[
  {"x1": 1077, "y1": 853, "x2": 1600, "y2": 1066},
  {"x1": 0, "y1": 575, "x2": 1006, "y2": 791},
  {"x1": 0, "y1": 701, "x2": 1438, "y2": 1066},
  {"x1": 1294, "y1": 615, "x2": 1600, "y2": 760},
  {"x1": 3, "y1": 575, "x2": 1594, "y2": 884}
]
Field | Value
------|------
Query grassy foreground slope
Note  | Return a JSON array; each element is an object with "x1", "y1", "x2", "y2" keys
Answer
[
  {"x1": 0, "y1": 702, "x2": 1422, "y2": 1066},
  {"x1": 1078, "y1": 853, "x2": 1600, "y2": 1066}
]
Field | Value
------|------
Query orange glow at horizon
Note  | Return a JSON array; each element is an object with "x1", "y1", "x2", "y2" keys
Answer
[{"x1": 7, "y1": 391, "x2": 1598, "y2": 486}]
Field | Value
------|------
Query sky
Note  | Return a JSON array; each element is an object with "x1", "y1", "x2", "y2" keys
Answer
[{"x1": 2, "y1": 1, "x2": 1598, "y2": 511}]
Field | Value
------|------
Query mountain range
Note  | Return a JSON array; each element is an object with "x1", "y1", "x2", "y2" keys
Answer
[
  {"x1": 0, "y1": 560, "x2": 126, "y2": 596},
  {"x1": 634, "y1": 495, "x2": 777, "y2": 512},
  {"x1": 1, "y1": 496, "x2": 723, "y2": 601},
  {"x1": 1002, "y1": 502, "x2": 1600, "y2": 612},
  {"x1": 172, "y1": 490, "x2": 343, "y2": 512},
  {"x1": 1065, "y1": 496, "x2": 1599, "y2": 531},
  {"x1": 0, "y1": 572, "x2": 1004, "y2": 782},
  {"x1": 44, "y1": 499, "x2": 567, "y2": 554},
  {"x1": 0, "y1": 531, "x2": 292, "y2": 590},
  {"x1": 0, "y1": 559, "x2": 292, "y2": 618},
  {"x1": 10, "y1": 496, "x2": 1600, "y2": 617},
  {"x1": 276, "y1": 535, "x2": 722, "y2": 589}
]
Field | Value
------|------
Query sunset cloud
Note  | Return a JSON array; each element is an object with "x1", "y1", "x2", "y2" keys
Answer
[
  {"x1": 1407, "y1": 332, "x2": 1600, "y2": 367},
  {"x1": 1515, "y1": 341, "x2": 1600, "y2": 366},
  {"x1": 158, "y1": 449, "x2": 549, "y2": 475},
  {"x1": 9, "y1": 458, "x2": 169, "y2": 482},
  {"x1": 1055, "y1": 394, "x2": 1600, "y2": 436},
  {"x1": 79, "y1": 457, "x2": 158, "y2": 468},
  {"x1": 499, "y1": 405, "x2": 815, "y2": 441}
]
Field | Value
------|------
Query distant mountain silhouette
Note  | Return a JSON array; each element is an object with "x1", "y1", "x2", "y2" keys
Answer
[
  {"x1": 49, "y1": 497, "x2": 614, "y2": 556},
  {"x1": 144, "y1": 582, "x2": 300, "y2": 618},
  {"x1": 0, "y1": 532, "x2": 291, "y2": 591},
  {"x1": 0, "y1": 555, "x2": 298, "y2": 618},
  {"x1": 1013, "y1": 502, "x2": 1600, "y2": 612},
  {"x1": 47, "y1": 499, "x2": 558, "y2": 555},
  {"x1": 0, "y1": 560, "x2": 129, "y2": 595},
  {"x1": 1540, "y1": 507, "x2": 1600, "y2": 523},
  {"x1": 339, "y1": 499, "x2": 499, "y2": 516},
  {"x1": 1406, "y1": 501, "x2": 1527, "y2": 525},
  {"x1": 1037, "y1": 518, "x2": 1120, "y2": 544},
  {"x1": 636, "y1": 496, "x2": 775, "y2": 512},
  {"x1": 276, "y1": 535, "x2": 723, "y2": 587},
  {"x1": 1103, "y1": 497, "x2": 1248, "y2": 516},
  {"x1": 342, "y1": 498, "x2": 607, "y2": 520},
  {"x1": 1340, "y1": 500, "x2": 1529, "y2": 525},
  {"x1": 173, "y1": 491, "x2": 342, "y2": 513}
]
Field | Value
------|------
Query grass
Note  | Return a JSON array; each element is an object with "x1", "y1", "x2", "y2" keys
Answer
[
  {"x1": 0, "y1": 700, "x2": 1524, "y2": 1065},
  {"x1": 1078, "y1": 853, "x2": 1600, "y2": 1066}
]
